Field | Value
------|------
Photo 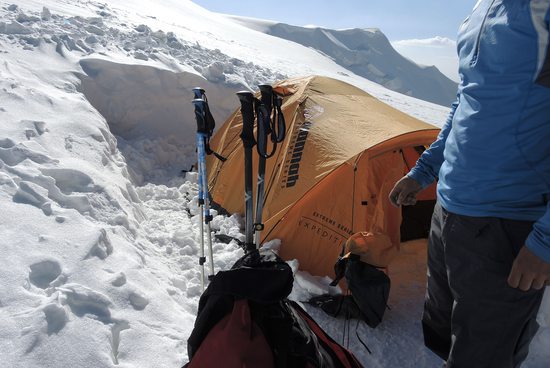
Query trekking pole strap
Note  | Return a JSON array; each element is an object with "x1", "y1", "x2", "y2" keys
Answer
[
  {"x1": 256, "y1": 101, "x2": 276, "y2": 158},
  {"x1": 205, "y1": 143, "x2": 227, "y2": 162},
  {"x1": 257, "y1": 84, "x2": 275, "y2": 158},
  {"x1": 272, "y1": 94, "x2": 286, "y2": 143}
]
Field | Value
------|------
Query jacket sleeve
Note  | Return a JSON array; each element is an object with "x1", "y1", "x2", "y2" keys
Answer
[
  {"x1": 526, "y1": 201, "x2": 550, "y2": 263},
  {"x1": 535, "y1": 7, "x2": 550, "y2": 87},
  {"x1": 526, "y1": 10, "x2": 550, "y2": 263},
  {"x1": 406, "y1": 97, "x2": 459, "y2": 188}
]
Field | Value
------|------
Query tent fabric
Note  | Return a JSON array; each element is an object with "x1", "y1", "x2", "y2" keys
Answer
[{"x1": 207, "y1": 75, "x2": 439, "y2": 277}]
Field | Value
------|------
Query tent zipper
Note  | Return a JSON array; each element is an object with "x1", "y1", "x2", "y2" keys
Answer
[{"x1": 471, "y1": 0, "x2": 497, "y2": 66}]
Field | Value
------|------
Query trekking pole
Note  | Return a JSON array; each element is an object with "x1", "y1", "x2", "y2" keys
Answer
[
  {"x1": 237, "y1": 91, "x2": 257, "y2": 253},
  {"x1": 253, "y1": 85, "x2": 286, "y2": 248},
  {"x1": 253, "y1": 85, "x2": 273, "y2": 249},
  {"x1": 192, "y1": 88, "x2": 216, "y2": 289}
]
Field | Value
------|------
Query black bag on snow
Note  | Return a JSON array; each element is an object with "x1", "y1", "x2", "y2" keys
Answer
[
  {"x1": 184, "y1": 249, "x2": 363, "y2": 368},
  {"x1": 311, "y1": 254, "x2": 390, "y2": 328}
]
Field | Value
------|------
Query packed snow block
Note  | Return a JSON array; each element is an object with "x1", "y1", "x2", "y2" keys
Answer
[
  {"x1": 87, "y1": 17, "x2": 104, "y2": 26},
  {"x1": 134, "y1": 51, "x2": 148, "y2": 61},
  {"x1": 151, "y1": 30, "x2": 167, "y2": 42},
  {"x1": 76, "y1": 39, "x2": 91, "y2": 53},
  {"x1": 59, "y1": 35, "x2": 83, "y2": 52},
  {"x1": 16, "y1": 12, "x2": 41, "y2": 23},
  {"x1": 41, "y1": 7, "x2": 51, "y2": 21},
  {"x1": 0, "y1": 138, "x2": 15, "y2": 149},
  {"x1": 135, "y1": 24, "x2": 151, "y2": 33},
  {"x1": 21, "y1": 36, "x2": 40, "y2": 47},
  {"x1": 84, "y1": 229, "x2": 113, "y2": 260},
  {"x1": 0, "y1": 171, "x2": 17, "y2": 192},
  {"x1": 85, "y1": 25, "x2": 104, "y2": 36},
  {"x1": 84, "y1": 35, "x2": 98, "y2": 44},
  {"x1": 0, "y1": 21, "x2": 32, "y2": 35},
  {"x1": 203, "y1": 62, "x2": 225, "y2": 82},
  {"x1": 13, "y1": 181, "x2": 49, "y2": 209}
]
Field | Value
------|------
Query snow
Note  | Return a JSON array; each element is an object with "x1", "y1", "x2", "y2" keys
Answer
[{"x1": 0, "y1": 1, "x2": 547, "y2": 368}]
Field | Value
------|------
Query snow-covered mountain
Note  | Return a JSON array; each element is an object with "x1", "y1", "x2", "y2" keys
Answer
[
  {"x1": 0, "y1": 1, "x2": 547, "y2": 367},
  {"x1": 228, "y1": 16, "x2": 458, "y2": 107}
]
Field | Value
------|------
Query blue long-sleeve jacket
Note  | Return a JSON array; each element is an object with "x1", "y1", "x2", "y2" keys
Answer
[{"x1": 408, "y1": 0, "x2": 550, "y2": 262}]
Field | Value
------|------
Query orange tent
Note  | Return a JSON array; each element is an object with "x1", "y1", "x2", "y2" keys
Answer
[{"x1": 207, "y1": 76, "x2": 439, "y2": 277}]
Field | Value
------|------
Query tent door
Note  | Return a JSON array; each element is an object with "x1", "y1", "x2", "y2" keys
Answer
[{"x1": 399, "y1": 146, "x2": 436, "y2": 242}]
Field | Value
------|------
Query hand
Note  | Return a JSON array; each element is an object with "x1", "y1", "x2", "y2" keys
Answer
[
  {"x1": 389, "y1": 176, "x2": 422, "y2": 207},
  {"x1": 507, "y1": 246, "x2": 550, "y2": 291}
]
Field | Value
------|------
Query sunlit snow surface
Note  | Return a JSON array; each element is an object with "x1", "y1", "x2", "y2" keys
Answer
[{"x1": 0, "y1": 1, "x2": 547, "y2": 367}]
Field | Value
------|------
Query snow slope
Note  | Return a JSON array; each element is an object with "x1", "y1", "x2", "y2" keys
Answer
[
  {"x1": 227, "y1": 15, "x2": 458, "y2": 107},
  {"x1": 0, "y1": 1, "x2": 547, "y2": 367}
]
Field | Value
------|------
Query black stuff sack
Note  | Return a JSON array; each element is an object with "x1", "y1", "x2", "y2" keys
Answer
[{"x1": 311, "y1": 254, "x2": 390, "y2": 329}]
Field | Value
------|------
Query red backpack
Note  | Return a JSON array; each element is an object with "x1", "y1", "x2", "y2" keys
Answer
[{"x1": 184, "y1": 249, "x2": 363, "y2": 368}]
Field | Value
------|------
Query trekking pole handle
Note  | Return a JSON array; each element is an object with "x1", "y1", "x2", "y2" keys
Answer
[
  {"x1": 258, "y1": 85, "x2": 278, "y2": 158},
  {"x1": 258, "y1": 84, "x2": 273, "y2": 113},
  {"x1": 256, "y1": 103, "x2": 274, "y2": 158},
  {"x1": 237, "y1": 91, "x2": 256, "y2": 149},
  {"x1": 192, "y1": 87, "x2": 205, "y2": 99},
  {"x1": 192, "y1": 98, "x2": 208, "y2": 134}
]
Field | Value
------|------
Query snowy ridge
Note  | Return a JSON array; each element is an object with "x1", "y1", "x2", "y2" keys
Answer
[
  {"x1": 0, "y1": 1, "x2": 547, "y2": 368},
  {"x1": 227, "y1": 15, "x2": 458, "y2": 107}
]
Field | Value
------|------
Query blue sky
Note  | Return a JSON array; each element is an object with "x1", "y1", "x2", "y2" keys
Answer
[{"x1": 192, "y1": 0, "x2": 477, "y2": 41}]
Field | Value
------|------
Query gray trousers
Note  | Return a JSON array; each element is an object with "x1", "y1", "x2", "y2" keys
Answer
[{"x1": 423, "y1": 202, "x2": 545, "y2": 368}]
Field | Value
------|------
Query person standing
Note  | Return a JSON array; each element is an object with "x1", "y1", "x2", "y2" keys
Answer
[{"x1": 389, "y1": 1, "x2": 550, "y2": 367}]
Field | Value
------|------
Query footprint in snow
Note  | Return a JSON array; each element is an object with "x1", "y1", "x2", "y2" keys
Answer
[
  {"x1": 59, "y1": 283, "x2": 113, "y2": 324},
  {"x1": 111, "y1": 272, "x2": 126, "y2": 287},
  {"x1": 28, "y1": 260, "x2": 62, "y2": 289},
  {"x1": 22, "y1": 120, "x2": 47, "y2": 139},
  {"x1": 43, "y1": 303, "x2": 67, "y2": 335},
  {"x1": 128, "y1": 292, "x2": 149, "y2": 311},
  {"x1": 0, "y1": 139, "x2": 56, "y2": 166}
]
